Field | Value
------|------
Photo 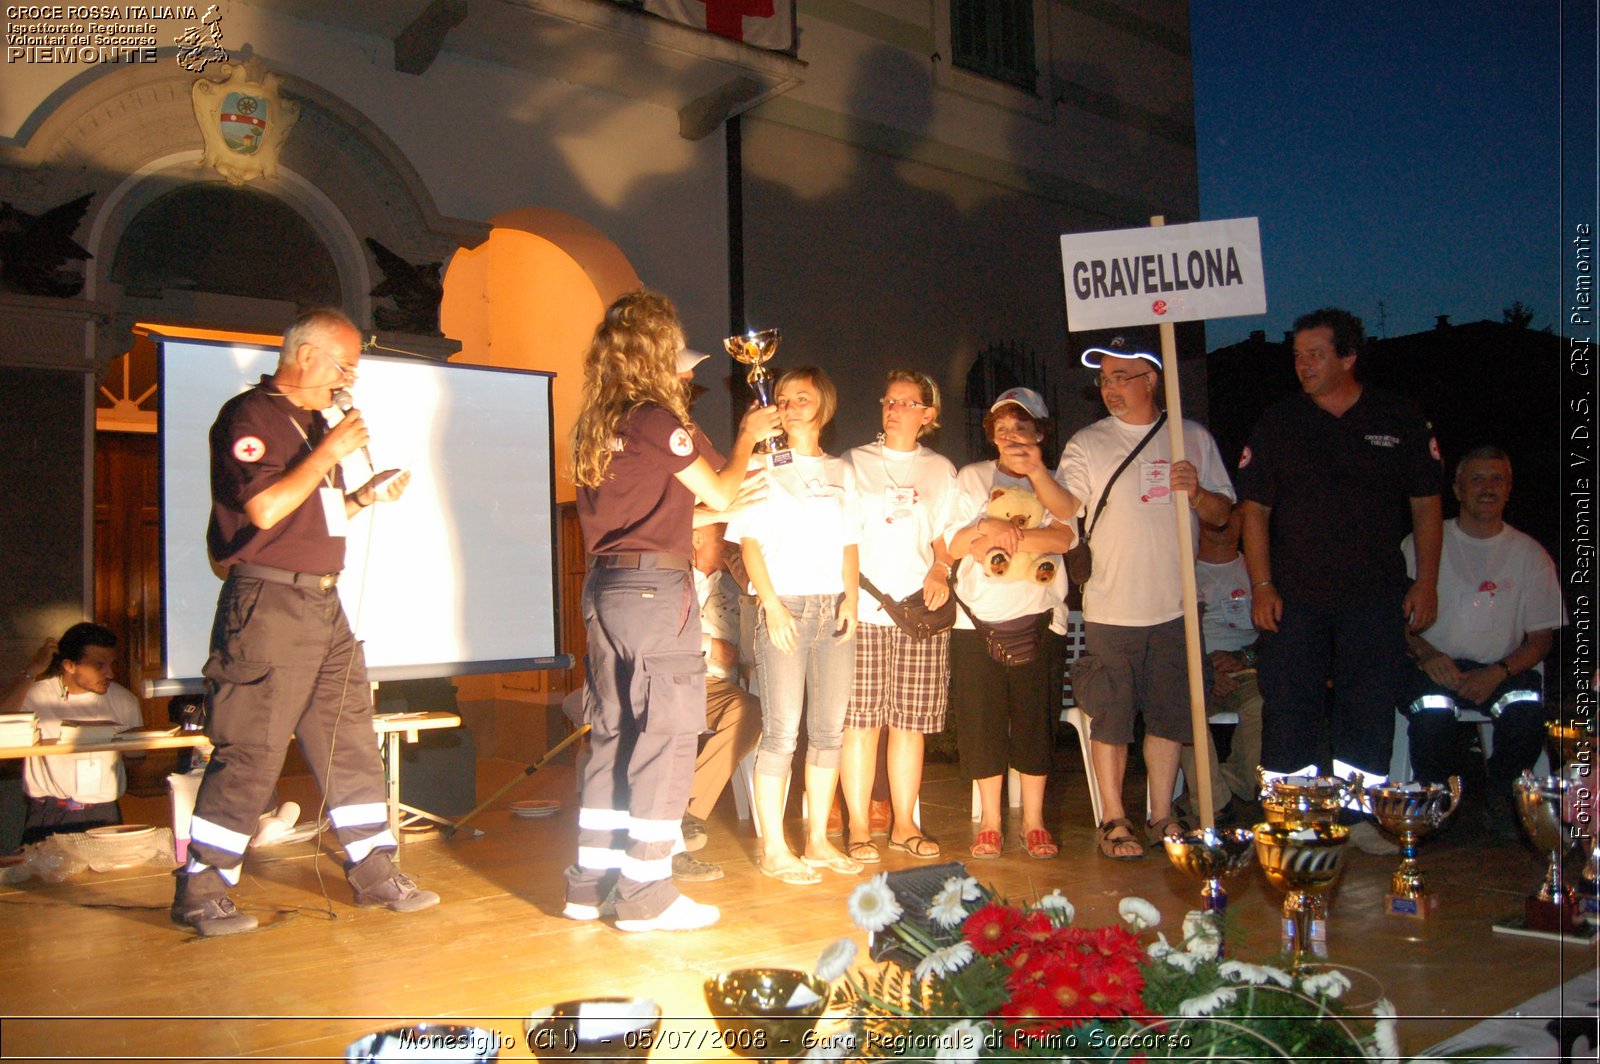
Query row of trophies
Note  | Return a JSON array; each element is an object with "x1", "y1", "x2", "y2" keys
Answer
[{"x1": 1164, "y1": 720, "x2": 1599, "y2": 970}]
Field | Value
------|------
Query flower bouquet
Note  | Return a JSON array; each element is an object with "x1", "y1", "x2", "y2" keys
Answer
[{"x1": 813, "y1": 872, "x2": 1499, "y2": 1062}]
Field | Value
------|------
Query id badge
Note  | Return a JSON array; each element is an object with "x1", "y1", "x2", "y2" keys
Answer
[
  {"x1": 1461, "y1": 590, "x2": 1495, "y2": 633},
  {"x1": 320, "y1": 487, "x2": 349, "y2": 537},
  {"x1": 1138, "y1": 460, "x2": 1172, "y2": 504},
  {"x1": 885, "y1": 486, "x2": 915, "y2": 523},
  {"x1": 76, "y1": 757, "x2": 103, "y2": 797}
]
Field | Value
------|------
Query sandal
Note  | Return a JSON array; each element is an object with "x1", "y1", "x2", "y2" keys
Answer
[
  {"x1": 1022, "y1": 828, "x2": 1058, "y2": 860},
  {"x1": 846, "y1": 839, "x2": 881, "y2": 864},
  {"x1": 970, "y1": 830, "x2": 1002, "y2": 859},
  {"x1": 804, "y1": 850, "x2": 864, "y2": 875},
  {"x1": 760, "y1": 861, "x2": 822, "y2": 885},
  {"x1": 1145, "y1": 815, "x2": 1187, "y2": 847},
  {"x1": 887, "y1": 834, "x2": 941, "y2": 859},
  {"x1": 1097, "y1": 818, "x2": 1144, "y2": 861}
]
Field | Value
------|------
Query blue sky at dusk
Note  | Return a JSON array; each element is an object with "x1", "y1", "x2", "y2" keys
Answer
[{"x1": 1188, "y1": 1, "x2": 1572, "y2": 350}]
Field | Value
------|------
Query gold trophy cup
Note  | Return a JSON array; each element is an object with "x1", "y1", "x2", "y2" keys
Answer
[
  {"x1": 1164, "y1": 827, "x2": 1256, "y2": 957},
  {"x1": 1257, "y1": 768, "x2": 1359, "y2": 831},
  {"x1": 1360, "y1": 777, "x2": 1461, "y2": 918},
  {"x1": 1503, "y1": 772, "x2": 1589, "y2": 938},
  {"x1": 1547, "y1": 722, "x2": 1600, "y2": 924},
  {"x1": 724, "y1": 329, "x2": 788, "y2": 457},
  {"x1": 1254, "y1": 821, "x2": 1350, "y2": 968}
]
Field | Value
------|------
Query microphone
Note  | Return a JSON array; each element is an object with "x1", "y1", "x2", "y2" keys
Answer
[{"x1": 331, "y1": 388, "x2": 374, "y2": 469}]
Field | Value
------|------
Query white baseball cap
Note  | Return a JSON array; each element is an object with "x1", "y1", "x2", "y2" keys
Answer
[
  {"x1": 676, "y1": 348, "x2": 711, "y2": 374},
  {"x1": 990, "y1": 386, "x2": 1048, "y2": 420},
  {"x1": 1080, "y1": 336, "x2": 1162, "y2": 370}
]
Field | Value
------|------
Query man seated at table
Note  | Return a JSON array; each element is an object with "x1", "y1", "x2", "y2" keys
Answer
[{"x1": 6, "y1": 623, "x2": 144, "y2": 844}]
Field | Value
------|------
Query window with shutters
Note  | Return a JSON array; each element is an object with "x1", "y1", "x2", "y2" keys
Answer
[{"x1": 949, "y1": 0, "x2": 1036, "y2": 94}]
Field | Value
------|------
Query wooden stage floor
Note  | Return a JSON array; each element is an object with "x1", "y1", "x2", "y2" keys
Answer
[{"x1": 1, "y1": 751, "x2": 1595, "y2": 1062}]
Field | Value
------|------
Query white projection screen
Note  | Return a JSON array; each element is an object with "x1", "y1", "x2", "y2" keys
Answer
[{"x1": 154, "y1": 336, "x2": 562, "y2": 691}]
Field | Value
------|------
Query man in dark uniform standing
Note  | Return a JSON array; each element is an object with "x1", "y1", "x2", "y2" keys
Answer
[
  {"x1": 171, "y1": 307, "x2": 438, "y2": 936},
  {"x1": 1237, "y1": 308, "x2": 1443, "y2": 851}
]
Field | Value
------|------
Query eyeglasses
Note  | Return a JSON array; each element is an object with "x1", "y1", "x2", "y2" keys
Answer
[
  {"x1": 879, "y1": 398, "x2": 930, "y2": 411},
  {"x1": 320, "y1": 350, "x2": 359, "y2": 383},
  {"x1": 1094, "y1": 370, "x2": 1153, "y2": 389}
]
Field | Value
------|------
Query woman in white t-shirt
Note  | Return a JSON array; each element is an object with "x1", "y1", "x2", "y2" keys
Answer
[
  {"x1": 727, "y1": 366, "x2": 862, "y2": 885},
  {"x1": 946, "y1": 389, "x2": 1073, "y2": 861},
  {"x1": 840, "y1": 369, "x2": 960, "y2": 862}
]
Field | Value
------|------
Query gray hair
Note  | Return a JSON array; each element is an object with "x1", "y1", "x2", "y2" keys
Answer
[
  {"x1": 1454, "y1": 444, "x2": 1511, "y2": 480},
  {"x1": 280, "y1": 307, "x2": 357, "y2": 364}
]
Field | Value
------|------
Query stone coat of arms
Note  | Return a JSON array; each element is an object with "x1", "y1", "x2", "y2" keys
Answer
[{"x1": 191, "y1": 60, "x2": 300, "y2": 186}]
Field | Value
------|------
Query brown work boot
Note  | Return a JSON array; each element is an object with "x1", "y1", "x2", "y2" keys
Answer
[
  {"x1": 170, "y1": 867, "x2": 258, "y2": 937},
  {"x1": 347, "y1": 852, "x2": 441, "y2": 913}
]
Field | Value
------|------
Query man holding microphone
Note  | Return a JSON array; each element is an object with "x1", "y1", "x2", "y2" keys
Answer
[{"x1": 172, "y1": 307, "x2": 436, "y2": 936}]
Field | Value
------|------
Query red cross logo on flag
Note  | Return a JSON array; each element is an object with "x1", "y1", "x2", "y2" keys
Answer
[{"x1": 644, "y1": 0, "x2": 788, "y2": 48}]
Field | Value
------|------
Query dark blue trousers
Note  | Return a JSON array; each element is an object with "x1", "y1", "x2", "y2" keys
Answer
[{"x1": 1258, "y1": 593, "x2": 1408, "y2": 776}]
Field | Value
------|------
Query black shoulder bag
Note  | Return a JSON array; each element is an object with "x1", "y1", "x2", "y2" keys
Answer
[
  {"x1": 948, "y1": 560, "x2": 1048, "y2": 667},
  {"x1": 1064, "y1": 413, "x2": 1168, "y2": 585},
  {"x1": 858, "y1": 573, "x2": 957, "y2": 640}
]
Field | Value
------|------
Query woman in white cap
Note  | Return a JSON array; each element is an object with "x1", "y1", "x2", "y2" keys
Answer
[{"x1": 945, "y1": 388, "x2": 1074, "y2": 860}]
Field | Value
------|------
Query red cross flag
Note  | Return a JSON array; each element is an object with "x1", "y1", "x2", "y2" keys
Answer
[{"x1": 644, "y1": 0, "x2": 791, "y2": 49}]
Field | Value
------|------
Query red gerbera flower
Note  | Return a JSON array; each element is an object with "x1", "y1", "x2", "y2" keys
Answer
[{"x1": 963, "y1": 902, "x2": 1025, "y2": 955}]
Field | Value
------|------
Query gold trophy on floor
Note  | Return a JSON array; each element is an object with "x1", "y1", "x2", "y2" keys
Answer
[
  {"x1": 1254, "y1": 822, "x2": 1350, "y2": 969},
  {"x1": 724, "y1": 328, "x2": 789, "y2": 461},
  {"x1": 1500, "y1": 772, "x2": 1591, "y2": 939},
  {"x1": 1164, "y1": 827, "x2": 1256, "y2": 957},
  {"x1": 1360, "y1": 777, "x2": 1461, "y2": 918},
  {"x1": 1256, "y1": 769, "x2": 1359, "y2": 947},
  {"x1": 1547, "y1": 722, "x2": 1599, "y2": 924}
]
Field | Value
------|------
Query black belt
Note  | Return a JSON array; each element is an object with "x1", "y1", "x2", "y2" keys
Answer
[
  {"x1": 589, "y1": 552, "x2": 691, "y2": 571},
  {"x1": 230, "y1": 562, "x2": 340, "y2": 590}
]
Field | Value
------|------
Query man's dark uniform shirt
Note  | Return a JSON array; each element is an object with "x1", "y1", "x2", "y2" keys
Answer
[
  {"x1": 1236, "y1": 387, "x2": 1443, "y2": 601},
  {"x1": 208, "y1": 375, "x2": 345, "y2": 574}
]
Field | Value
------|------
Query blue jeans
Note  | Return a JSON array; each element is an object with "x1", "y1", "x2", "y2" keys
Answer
[{"x1": 754, "y1": 594, "x2": 856, "y2": 777}]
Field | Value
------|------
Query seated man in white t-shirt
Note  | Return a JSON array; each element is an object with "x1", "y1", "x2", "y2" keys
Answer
[
  {"x1": 1401, "y1": 447, "x2": 1566, "y2": 828},
  {"x1": 12, "y1": 622, "x2": 144, "y2": 844}
]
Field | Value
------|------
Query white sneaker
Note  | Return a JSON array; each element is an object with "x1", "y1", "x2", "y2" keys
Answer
[
  {"x1": 562, "y1": 895, "x2": 617, "y2": 921},
  {"x1": 1348, "y1": 820, "x2": 1399, "y2": 856},
  {"x1": 615, "y1": 894, "x2": 720, "y2": 932}
]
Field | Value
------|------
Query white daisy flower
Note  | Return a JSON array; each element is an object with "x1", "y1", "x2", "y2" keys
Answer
[
  {"x1": 926, "y1": 886, "x2": 969, "y2": 928},
  {"x1": 1118, "y1": 896, "x2": 1161, "y2": 931},
  {"x1": 1300, "y1": 968, "x2": 1352, "y2": 999},
  {"x1": 847, "y1": 873, "x2": 903, "y2": 933},
  {"x1": 1163, "y1": 949, "x2": 1204, "y2": 973},
  {"x1": 1218, "y1": 960, "x2": 1293, "y2": 987},
  {"x1": 933, "y1": 1020, "x2": 986, "y2": 1063},
  {"x1": 1145, "y1": 932, "x2": 1175, "y2": 959},
  {"x1": 1180, "y1": 911, "x2": 1222, "y2": 959},
  {"x1": 951, "y1": 875, "x2": 982, "y2": 901},
  {"x1": 1371, "y1": 997, "x2": 1400, "y2": 1063},
  {"x1": 1177, "y1": 987, "x2": 1237, "y2": 1017},
  {"x1": 1036, "y1": 890, "x2": 1075, "y2": 925},
  {"x1": 914, "y1": 941, "x2": 975, "y2": 981},
  {"x1": 815, "y1": 938, "x2": 857, "y2": 982}
]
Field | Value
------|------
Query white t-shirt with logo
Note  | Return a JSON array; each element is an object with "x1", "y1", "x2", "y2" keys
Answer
[
  {"x1": 726, "y1": 452, "x2": 859, "y2": 596},
  {"x1": 846, "y1": 441, "x2": 961, "y2": 627},
  {"x1": 1197, "y1": 553, "x2": 1256, "y2": 653},
  {"x1": 947, "y1": 461, "x2": 1067, "y2": 627},
  {"x1": 21, "y1": 680, "x2": 143, "y2": 804},
  {"x1": 1403, "y1": 519, "x2": 1566, "y2": 664},
  {"x1": 1055, "y1": 415, "x2": 1235, "y2": 626}
]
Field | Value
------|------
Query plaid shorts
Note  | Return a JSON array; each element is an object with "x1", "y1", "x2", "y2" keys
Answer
[{"x1": 845, "y1": 621, "x2": 950, "y2": 732}]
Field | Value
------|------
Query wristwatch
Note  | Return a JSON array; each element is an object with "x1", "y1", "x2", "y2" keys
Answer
[{"x1": 1240, "y1": 645, "x2": 1258, "y2": 669}]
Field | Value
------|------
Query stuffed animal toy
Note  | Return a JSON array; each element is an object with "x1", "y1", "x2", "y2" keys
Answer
[{"x1": 983, "y1": 486, "x2": 1059, "y2": 584}]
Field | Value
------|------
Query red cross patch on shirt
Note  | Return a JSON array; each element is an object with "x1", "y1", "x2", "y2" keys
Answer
[{"x1": 232, "y1": 436, "x2": 265, "y2": 463}]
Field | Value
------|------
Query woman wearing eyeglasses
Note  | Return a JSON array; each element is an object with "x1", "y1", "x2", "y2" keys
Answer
[
  {"x1": 946, "y1": 388, "x2": 1074, "y2": 860},
  {"x1": 727, "y1": 365, "x2": 863, "y2": 885},
  {"x1": 837, "y1": 370, "x2": 961, "y2": 863}
]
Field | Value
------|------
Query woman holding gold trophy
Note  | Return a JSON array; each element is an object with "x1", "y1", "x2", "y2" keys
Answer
[
  {"x1": 726, "y1": 366, "x2": 864, "y2": 885},
  {"x1": 565, "y1": 290, "x2": 779, "y2": 932},
  {"x1": 839, "y1": 370, "x2": 962, "y2": 863}
]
